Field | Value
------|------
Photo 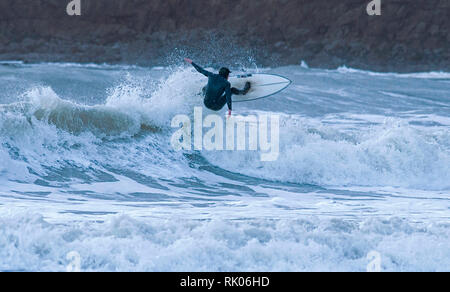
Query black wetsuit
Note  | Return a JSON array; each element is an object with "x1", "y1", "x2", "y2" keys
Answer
[{"x1": 192, "y1": 62, "x2": 248, "y2": 111}]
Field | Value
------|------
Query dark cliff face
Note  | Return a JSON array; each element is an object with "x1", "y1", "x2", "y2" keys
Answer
[{"x1": 0, "y1": 0, "x2": 448, "y2": 71}]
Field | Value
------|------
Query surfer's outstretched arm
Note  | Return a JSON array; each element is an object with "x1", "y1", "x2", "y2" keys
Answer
[
  {"x1": 184, "y1": 58, "x2": 213, "y2": 77},
  {"x1": 192, "y1": 62, "x2": 213, "y2": 77}
]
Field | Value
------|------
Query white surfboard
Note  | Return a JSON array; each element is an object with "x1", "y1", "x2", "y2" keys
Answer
[{"x1": 229, "y1": 73, "x2": 291, "y2": 102}]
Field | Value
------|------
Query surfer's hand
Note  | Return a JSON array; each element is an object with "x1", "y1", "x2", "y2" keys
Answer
[
  {"x1": 228, "y1": 110, "x2": 232, "y2": 118},
  {"x1": 184, "y1": 58, "x2": 193, "y2": 64}
]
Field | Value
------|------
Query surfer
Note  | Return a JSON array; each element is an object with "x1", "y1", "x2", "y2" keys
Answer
[{"x1": 184, "y1": 58, "x2": 251, "y2": 117}]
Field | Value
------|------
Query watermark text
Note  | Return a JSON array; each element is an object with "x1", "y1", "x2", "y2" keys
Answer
[{"x1": 171, "y1": 107, "x2": 280, "y2": 162}]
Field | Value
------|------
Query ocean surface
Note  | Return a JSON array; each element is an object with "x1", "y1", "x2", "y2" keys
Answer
[{"x1": 0, "y1": 61, "x2": 449, "y2": 271}]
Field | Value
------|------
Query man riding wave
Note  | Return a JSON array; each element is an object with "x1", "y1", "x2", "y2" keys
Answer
[{"x1": 185, "y1": 58, "x2": 251, "y2": 117}]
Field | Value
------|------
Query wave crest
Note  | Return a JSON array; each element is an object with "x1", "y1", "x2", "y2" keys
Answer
[{"x1": 203, "y1": 116, "x2": 450, "y2": 190}]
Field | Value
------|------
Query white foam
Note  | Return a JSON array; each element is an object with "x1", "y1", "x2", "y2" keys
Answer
[
  {"x1": 0, "y1": 60, "x2": 24, "y2": 65},
  {"x1": 105, "y1": 68, "x2": 204, "y2": 129},
  {"x1": 0, "y1": 212, "x2": 448, "y2": 272},
  {"x1": 300, "y1": 60, "x2": 309, "y2": 69},
  {"x1": 204, "y1": 115, "x2": 450, "y2": 190},
  {"x1": 337, "y1": 65, "x2": 450, "y2": 79}
]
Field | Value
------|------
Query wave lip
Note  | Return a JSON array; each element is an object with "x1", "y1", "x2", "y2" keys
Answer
[
  {"x1": 0, "y1": 67, "x2": 206, "y2": 183},
  {"x1": 0, "y1": 86, "x2": 159, "y2": 139}
]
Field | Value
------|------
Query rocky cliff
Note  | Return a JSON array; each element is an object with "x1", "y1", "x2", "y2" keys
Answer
[{"x1": 0, "y1": 0, "x2": 448, "y2": 71}]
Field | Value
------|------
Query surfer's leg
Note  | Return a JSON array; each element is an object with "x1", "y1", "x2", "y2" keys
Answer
[
  {"x1": 204, "y1": 94, "x2": 227, "y2": 111},
  {"x1": 215, "y1": 95, "x2": 228, "y2": 110},
  {"x1": 231, "y1": 82, "x2": 251, "y2": 95}
]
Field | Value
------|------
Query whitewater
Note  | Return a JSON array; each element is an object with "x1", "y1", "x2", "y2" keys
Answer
[{"x1": 0, "y1": 61, "x2": 449, "y2": 271}]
